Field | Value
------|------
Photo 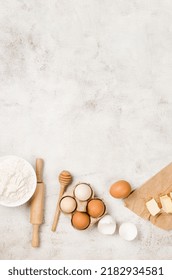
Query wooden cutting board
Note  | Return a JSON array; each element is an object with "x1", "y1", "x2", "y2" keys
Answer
[{"x1": 124, "y1": 163, "x2": 172, "y2": 230}]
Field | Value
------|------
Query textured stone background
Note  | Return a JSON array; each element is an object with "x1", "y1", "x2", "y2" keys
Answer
[{"x1": 0, "y1": 0, "x2": 172, "y2": 259}]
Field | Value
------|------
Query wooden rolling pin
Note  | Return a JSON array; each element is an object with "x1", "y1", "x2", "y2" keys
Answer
[{"x1": 30, "y1": 158, "x2": 45, "y2": 247}]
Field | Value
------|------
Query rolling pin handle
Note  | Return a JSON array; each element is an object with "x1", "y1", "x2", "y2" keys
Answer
[
  {"x1": 36, "y1": 158, "x2": 44, "y2": 183},
  {"x1": 32, "y1": 224, "x2": 40, "y2": 248}
]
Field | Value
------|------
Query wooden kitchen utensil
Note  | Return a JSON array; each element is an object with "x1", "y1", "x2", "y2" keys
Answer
[
  {"x1": 30, "y1": 158, "x2": 45, "y2": 247},
  {"x1": 51, "y1": 170, "x2": 72, "y2": 232}
]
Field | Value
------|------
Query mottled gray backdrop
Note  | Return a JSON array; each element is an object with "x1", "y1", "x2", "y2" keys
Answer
[{"x1": 0, "y1": 0, "x2": 172, "y2": 259}]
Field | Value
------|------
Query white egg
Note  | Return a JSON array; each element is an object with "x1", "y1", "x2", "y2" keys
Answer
[
  {"x1": 119, "y1": 222, "x2": 137, "y2": 241},
  {"x1": 74, "y1": 183, "x2": 92, "y2": 201},
  {"x1": 98, "y1": 215, "x2": 116, "y2": 235},
  {"x1": 60, "y1": 196, "x2": 77, "y2": 213}
]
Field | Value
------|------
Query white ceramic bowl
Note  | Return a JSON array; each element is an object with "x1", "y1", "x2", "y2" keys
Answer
[{"x1": 0, "y1": 156, "x2": 37, "y2": 207}]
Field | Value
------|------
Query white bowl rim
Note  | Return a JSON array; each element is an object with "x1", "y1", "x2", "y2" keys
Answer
[{"x1": 0, "y1": 155, "x2": 37, "y2": 207}]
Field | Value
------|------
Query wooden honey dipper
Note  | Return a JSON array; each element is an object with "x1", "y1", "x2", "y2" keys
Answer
[{"x1": 51, "y1": 170, "x2": 72, "y2": 232}]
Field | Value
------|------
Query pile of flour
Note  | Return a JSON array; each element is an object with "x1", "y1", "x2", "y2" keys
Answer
[{"x1": 0, "y1": 156, "x2": 36, "y2": 206}]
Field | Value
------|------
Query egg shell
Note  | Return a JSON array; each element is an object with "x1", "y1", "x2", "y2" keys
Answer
[
  {"x1": 109, "y1": 180, "x2": 131, "y2": 199},
  {"x1": 71, "y1": 211, "x2": 90, "y2": 230},
  {"x1": 119, "y1": 222, "x2": 138, "y2": 241},
  {"x1": 98, "y1": 215, "x2": 116, "y2": 235},
  {"x1": 74, "y1": 183, "x2": 93, "y2": 201},
  {"x1": 87, "y1": 198, "x2": 105, "y2": 218},
  {"x1": 60, "y1": 196, "x2": 77, "y2": 214}
]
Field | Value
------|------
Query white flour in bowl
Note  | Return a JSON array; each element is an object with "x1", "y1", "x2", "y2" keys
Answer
[{"x1": 0, "y1": 156, "x2": 36, "y2": 206}]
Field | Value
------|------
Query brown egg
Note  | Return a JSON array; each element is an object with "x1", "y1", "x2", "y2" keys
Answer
[
  {"x1": 87, "y1": 199, "x2": 105, "y2": 218},
  {"x1": 71, "y1": 211, "x2": 90, "y2": 230},
  {"x1": 109, "y1": 180, "x2": 131, "y2": 199}
]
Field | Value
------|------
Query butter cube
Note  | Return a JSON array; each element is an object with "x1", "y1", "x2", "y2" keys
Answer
[
  {"x1": 160, "y1": 195, "x2": 172, "y2": 214},
  {"x1": 146, "y1": 198, "x2": 161, "y2": 216}
]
